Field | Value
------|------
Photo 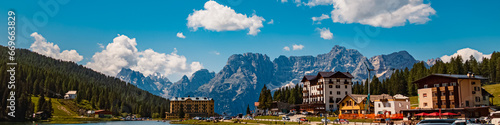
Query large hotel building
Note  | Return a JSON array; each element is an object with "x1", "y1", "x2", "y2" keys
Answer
[
  {"x1": 414, "y1": 73, "x2": 492, "y2": 109},
  {"x1": 300, "y1": 71, "x2": 354, "y2": 113},
  {"x1": 165, "y1": 97, "x2": 215, "y2": 119}
]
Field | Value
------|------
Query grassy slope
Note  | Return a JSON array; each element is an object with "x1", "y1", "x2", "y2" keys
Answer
[
  {"x1": 483, "y1": 84, "x2": 500, "y2": 106},
  {"x1": 409, "y1": 96, "x2": 418, "y2": 107},
  {"x1": 31, "y1": 96, "x2": 78, "y2": 116}
]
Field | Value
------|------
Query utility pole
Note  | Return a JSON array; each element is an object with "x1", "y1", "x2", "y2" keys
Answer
[{"x1": 363, "y1": 62, "x2": 374, "y2": 114}]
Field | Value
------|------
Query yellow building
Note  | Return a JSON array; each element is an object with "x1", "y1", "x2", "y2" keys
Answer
[
  {"x1": 165, "y1": 97, "x2": 214, "y2": 119},
  {"x1": 338, "y1": 94, "x2": 391, "y2": 115}
]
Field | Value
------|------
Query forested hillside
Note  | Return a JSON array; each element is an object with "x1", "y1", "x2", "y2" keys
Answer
[
  {"x1": 353, "y1": 52, "x2": 500, "y2": 96},
  {"x1": 0, "y1": 46, "x2": 169, "y2": 121}
]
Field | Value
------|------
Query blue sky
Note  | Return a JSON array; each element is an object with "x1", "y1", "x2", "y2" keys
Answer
[{"x1": 1, "y1": 0, "x2": 500, "y2": 81}]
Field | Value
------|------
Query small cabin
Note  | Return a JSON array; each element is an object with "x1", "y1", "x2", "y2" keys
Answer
[
  {"x1": 64, "y1": 90, "x2": 77, "y2": 99},
  {"x1": 95, "y1": 110, "x2": 112, "y2": 118}
]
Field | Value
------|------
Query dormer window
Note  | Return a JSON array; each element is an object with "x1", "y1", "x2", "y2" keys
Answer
[
  {"x1": 442, "y1": 83, "x2": 447, "y2": 86},
  {"x1": 424, "y1": 84, "x2": 428, "y2": 88},
  {"x1": 434, "y1": 84, "x2": 440, "y2": 87}
]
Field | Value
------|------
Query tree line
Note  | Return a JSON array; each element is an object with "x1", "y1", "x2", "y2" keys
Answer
[
  {"x1": 0, "y1": 46, "x2": 170, "y2": 121},
  {"x1": 353, "y1": 52, "x2": 500, "y2": 96},
  {"x1": 257, "y1": 84, "x2": 303, "y2": 110}
]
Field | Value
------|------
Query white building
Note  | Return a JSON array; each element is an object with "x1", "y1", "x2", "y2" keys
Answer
[
  {"x1": 64, "y1": 90, "x2": 77, "y2": 99},
  {"x1": 301, "y1": 71, "x2": 354, "y2": 113},
  {"x1": 374, "y1": 94, "x2": 410, "y2": 115}
]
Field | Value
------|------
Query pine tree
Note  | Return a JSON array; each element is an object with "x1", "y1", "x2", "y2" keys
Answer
[
  {"x1": 246, "y1": 104, "x2": 251, "y2": 115},
  {"x1": 37, "y1": 94, "x2": 46, "y2": 112}
]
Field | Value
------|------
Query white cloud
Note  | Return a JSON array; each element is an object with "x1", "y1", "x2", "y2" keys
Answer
[
  {"x1": 29, "y1": 32, "x2": 83, "y2": 62},
  {"x1": 316, "y1": 27, "x2": 333, "y2": 40},
  {"x1": 176, "y1": 32, "x2": 186, "y2": 38},
  {"x1": 292, "y1": 44, "x2": 304, "y2": 50},
  {"x1": 281, "y1": 0, "x2": 288, "y2": 3},
  {"x1": 187, "y1": 1, "x2": 265, "y2": 35},
  {"x1": 303, "y1": 0, "x2": 334, "y2": 6},
  {"x1": 85, "y1": 34, "x2": 202, "y2": 78},
  {"x1": 97, "y1": 43, "x2": 105, "y2": 49},
  {"x1": 330, "y1": 0, "x2": 436, "y2": 28},
  {"x1": 283, "y1": 46, "x2": 290, "y2": 51},
  {"x1": 212, "y1": 51, "x2": 221, "y2": 55},
  {"x1": 441, "y1": 48, "x2": 492, "y2": 63},
  {"x1": 267, "y1": 19, "x2": 274, "y2": 24},
  {"x1": 312, "y1": 14, "x2": 330, "y2": 24}
]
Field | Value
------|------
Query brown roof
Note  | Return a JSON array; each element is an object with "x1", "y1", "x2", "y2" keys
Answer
[
  {"x1": 318, "y1": 71, "x2": 354, "y2": 78},
  {"x1": 338, "y1": 94, "x2": 392, "y2": 104},
  {"x1": 301, "y1": 75, "x2": 318, "y2": 82},
  {"x1": 413, "y1": 74, "x2": 487, "y2": 83}
]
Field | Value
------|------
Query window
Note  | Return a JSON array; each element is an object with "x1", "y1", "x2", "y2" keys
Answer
[
  {"x1": 424, "y1": 103, "x2": 428, "y2": 107},
  {"x1": 434, "y1": 84, "x2": 440, "y2": 87},
  {"x1": 442, "y1": 83, "x2": 448, "y2": 86},
  {"x1": 337, "y1": 91, "x2": 341, "y2": 95},
  {"x1": 424, "y1": 84, "x2": 428, "y2": 88},
  {"x1": 337, "y1": 79, "x2": 340, "y2": 82},
  {"x1": 330, "y1": 91, "x2": 332, "y2": 95},
  {"x1": 378, "y1": 103, "x2": 381, "y2": 107},
  {"x1": 451, "y1": 82, "x2": 457, "y2": 86},
  {"x1": 345, "y1": 91, "x2": 348, "y2": 95},
  {"x1": 450, "y1": 91, "x2": 454, "y2": 95},
  {"x1": 423, "y1": 93, "x2": 427, "y2": 97},
  {"x1": 345, "y1": 85, "x2": 348, "y2": 88},
  {"x1": 336, "y1": 85, "x2": 340, "y2": 88},
  {"x1": 442, "y1": 92, "x2": 446, "y2": 96},
  {"x1": 472, "y1": 82, "x2": 476, "y2": 85}
]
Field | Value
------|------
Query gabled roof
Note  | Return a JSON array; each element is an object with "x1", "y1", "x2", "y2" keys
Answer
[
  {"x1": 482, "y1": 88, "x2": 494, "y2": 97},
  {"x1": 317, "y1": 71, "x2": 354, "y2": 79},
  {"x1": 301, "y1": 75, "x2": 318, "y2": 82},
  {"x1": 66, "y1": 90, "x2": 77, "y2": 95},
  {"x1": 171, "y1": 97, "x2": 213, "y2": 101},
  {"x1": 413, "y1": 74, "x2": 487, "y2": 83},
  {"x1": 337, "y1": 94, "x2": 392, "y2": 104}
]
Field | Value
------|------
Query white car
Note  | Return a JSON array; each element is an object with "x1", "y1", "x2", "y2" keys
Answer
[
  {"x1": 490, "y1": 111, "x2": 500, "y2": 125},
  {"x1": 321, "y1": 118, "x2": 330, "y2": 123},
  {"x1": 282, "y1": 116, "x2": 290, "y2": 120}
]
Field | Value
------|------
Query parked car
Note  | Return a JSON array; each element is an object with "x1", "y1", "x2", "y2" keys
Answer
[
  {"x1": 245, "y1": 116, "x2": 253, "y2": 120},
  {"x1": 374, "y1": 118, "x2": 386, "y2": 123},
  {"x1": 321, "y1": 118, "x2": 330, "y2": 123},
  {"x1": 286, "y1": 113, "x2": 294, "y2": 116},
  {"x1": 223, "y1": 116, "x2": 232, "y2": 120},
  {"x1": 193, "y1": 116, "x2": 202, "y2": 120},
  {"x1": 301, "y1": 112, "x2": 310, "y2": 115},
  {"x1": 282, "y1": 116, "x2": 290, "y2": 121},
  {"x1": 417, "y1": 119, "x2": 457, "y2": 125},
  {"x1": 296, "y1": 117, "x2": 308, "y2": 122}
]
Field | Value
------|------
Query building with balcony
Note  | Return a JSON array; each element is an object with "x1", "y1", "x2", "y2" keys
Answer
[
  {"x1": 374, "y1": 94, "x2": 411, "y2": 115},
  {"x1": 300, "y1": 71, "x2": 354, "y2": 113},
  {"x1": 338, "y1": 94, "x2": 392, "y2": 115},
  {"x1": 414, "y1": 73, "x2": 493, "y2": 109},
  {"x1": 165, "y1": 96, "x2": 214, "y2": 119}
]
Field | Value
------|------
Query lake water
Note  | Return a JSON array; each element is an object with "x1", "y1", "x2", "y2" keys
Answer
[{"x1": 0, "y1": 121, "x2": 183, "y2": 125}]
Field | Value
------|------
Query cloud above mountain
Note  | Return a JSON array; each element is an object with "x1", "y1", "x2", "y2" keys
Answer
[
  {"x1": 29, "y1": 32, "x2": 83, "y2": 62},
  {"x1": 85, "y1": 34, "x2": 202, "y2": 77},
  {"x1": 187, "y1": 1, "x2": 265, "y2": 35},
  {"x1": 287, "y1": 0, "x2": 436, "y2": 28},
  {"x1": 441, "y1": 48, "x2": 492, "y2": 62},
  {"x1": 316, "y1": 27, "x2": 333, "y2": 40}
]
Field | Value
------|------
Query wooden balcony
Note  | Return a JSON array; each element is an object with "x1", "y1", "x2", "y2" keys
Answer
[
  {"x1": 317, "y1": 88, "x2": 323, "y2": 91},
  {"x1": 303, "y1": 90, "x2": 309, "y2": 93},
  {"x1": 441, "y1": 96, "x2": 446, "y2": 100}
]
